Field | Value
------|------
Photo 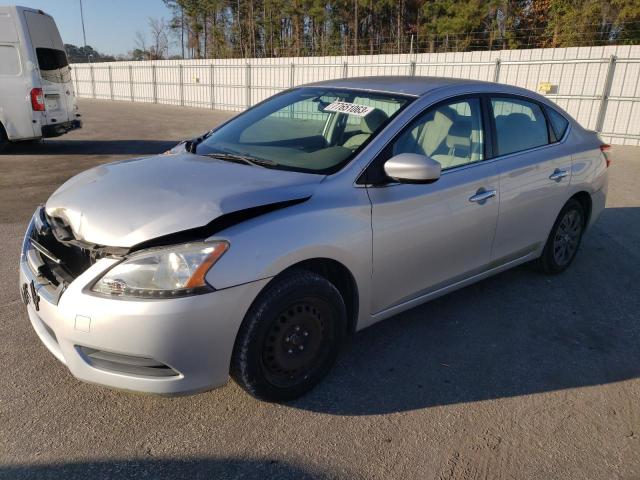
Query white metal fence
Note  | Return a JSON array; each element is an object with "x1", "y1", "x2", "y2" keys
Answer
[{"x1": 71, "y1": 46, "x2": 640, "y2": 146}]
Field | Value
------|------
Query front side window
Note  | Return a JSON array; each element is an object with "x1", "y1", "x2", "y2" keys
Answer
[
  {"x1": 392, "y1": 97, "x2": 484, "y2": 170},
  {"x1": 35, "y1": 47, "x2": 71, "y2": 84},
  {"x1": 198, "y1": 88, "x2": 411, "y2": 174},
  {"x1": 491, "y1": 97, "x2": 549, "y2": 156}
]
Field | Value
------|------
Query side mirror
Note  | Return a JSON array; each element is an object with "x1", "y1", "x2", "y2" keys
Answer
[{"x1": 383, "y1": 153, "x2": 441, "y2": 184}]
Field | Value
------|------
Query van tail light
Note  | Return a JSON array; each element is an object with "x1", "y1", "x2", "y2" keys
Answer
[
  {"x1": 30, "y1": 88, "x2": 45, "y2": 111},
  {"x1": 600, "y1": 144, "x2": 612, "y2": 168}
]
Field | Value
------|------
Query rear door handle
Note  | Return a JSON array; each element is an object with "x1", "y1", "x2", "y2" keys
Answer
[
  {"x1": 469, "y1": 189, "x2": 497, "y2": 203},
  {"x1": 549, "y1": 169, "x2": 569, "y2": 181}
]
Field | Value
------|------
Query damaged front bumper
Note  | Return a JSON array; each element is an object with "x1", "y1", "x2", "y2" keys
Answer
[{"x1": 19, "y1": 207, "x2": 269, "y2": 395}]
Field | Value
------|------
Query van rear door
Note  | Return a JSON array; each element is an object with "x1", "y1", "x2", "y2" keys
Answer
[{"x1": 24, "y1": 10, "x2": 73, "y2": 124}]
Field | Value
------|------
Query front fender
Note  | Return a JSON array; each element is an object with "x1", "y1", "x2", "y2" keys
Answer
[{"x1": 204, "y1": 188, "x2": 372, "y2": 326}]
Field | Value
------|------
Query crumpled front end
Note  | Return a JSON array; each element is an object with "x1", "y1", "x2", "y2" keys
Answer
[{"x1": 19, "y1": 207, "x2": 270, "y2": 395}]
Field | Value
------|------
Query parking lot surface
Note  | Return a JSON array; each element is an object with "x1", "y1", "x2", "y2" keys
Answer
[{"x1": 1, "y1": 99, "x2": 639, "y2": 479}]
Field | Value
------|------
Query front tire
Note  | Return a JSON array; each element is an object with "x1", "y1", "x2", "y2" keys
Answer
[
  {"x1": 230, "y1": 270, "x2": 347, "y2": 401},
  {"x1": 534, "y1": 199, "x2": 585, "y2": 274}
]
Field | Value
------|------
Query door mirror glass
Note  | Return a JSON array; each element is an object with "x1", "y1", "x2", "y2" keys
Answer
[{"x1": 384, "y1": 153, "x2": 441, "y2": 183}]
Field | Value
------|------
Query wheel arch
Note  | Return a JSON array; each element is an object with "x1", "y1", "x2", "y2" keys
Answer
[
  {"x1": 569, "y1": 191, "x2": 592, "y2": 227},
  {"x1": 267, "y1": 257, "x2": 360, "y2": 335}
]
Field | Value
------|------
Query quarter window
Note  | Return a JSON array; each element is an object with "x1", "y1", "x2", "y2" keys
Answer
[
  {"x1": 392, "y1": 98, "x2": 484, "y2": 170},
  {"x1": 491, "y1": 98, "x2": 549, "y2": 156},
  {"x1": 546, "y1": 107, "x2": 569, "y2": 140}
]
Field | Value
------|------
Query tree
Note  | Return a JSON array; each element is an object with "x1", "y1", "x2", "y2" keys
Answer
[
  {"x1": 143, "y1": 0, "x2": 640, "y2": 58},
  {"x1": 64, "y1": 44, "x2": 115, "y2": 63},
  {"x1": 148, "y1": 18, "x2": 170, "y2": 59}
]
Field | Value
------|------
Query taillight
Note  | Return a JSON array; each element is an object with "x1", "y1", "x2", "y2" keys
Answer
[
  {"x1": 30, "y1": 88, "x2": 45, "y2": 111},
  {"x1": 600, "y1": 144, "x2": 611, "y2": 168}
]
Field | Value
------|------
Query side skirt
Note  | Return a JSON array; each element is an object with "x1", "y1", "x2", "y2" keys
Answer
[{"x1": 368, "y1": 250, "x2": 539, "y2": 326}]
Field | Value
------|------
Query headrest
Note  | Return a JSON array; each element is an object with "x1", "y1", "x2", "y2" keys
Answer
[
  {"x1": 446, "y1": 120, "x2": 472, "y2": 149},
  {"x1": 500, "y1": 112, "x2": 533, "y2": 126},
  {"x1": 360, "y1": 108, "x2": 389, "y2": 134}
]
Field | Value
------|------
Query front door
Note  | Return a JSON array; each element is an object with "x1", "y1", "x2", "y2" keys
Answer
[{"x1": 366, "y1": 97, "x2": 500, "y2": 314}]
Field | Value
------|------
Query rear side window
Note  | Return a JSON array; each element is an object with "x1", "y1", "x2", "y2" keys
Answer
[
  {"x1": 0, "y1": 45, "x2": 20, "y2": 75},
  {"x1": 491, "y1": 98, "x2": 549, "y2": 156},
  {"x1": 546, "y1": 107, "x2": 569, "y2": 140}
]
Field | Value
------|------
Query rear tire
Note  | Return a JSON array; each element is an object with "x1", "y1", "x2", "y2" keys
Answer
[
  {"x1": 534, "y1": 198, "x2": 585, "y2": 274},
  {"x1": 0, "y1": 126, "x2": 8, "y2": 153},
  {"x1": 230, "y1": 270, "x2": 347, "y2": 402}
]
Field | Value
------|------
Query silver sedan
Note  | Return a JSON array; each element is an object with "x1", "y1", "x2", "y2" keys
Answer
[{"x1": 19, "y1": 77, "x2": 609, "y2": 401}]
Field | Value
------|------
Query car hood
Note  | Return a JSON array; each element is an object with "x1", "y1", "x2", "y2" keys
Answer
[{"x1": 45, "y1": 153, "x2": 323, "y2": 248}]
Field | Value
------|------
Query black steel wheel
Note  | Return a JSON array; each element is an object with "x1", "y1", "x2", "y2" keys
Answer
[
  {"x1": 534, "y1": 198, "x2": 586, "y2": 274},
  {"x1": 231, "y1": 269, "x2": 347, "y2": 401}
]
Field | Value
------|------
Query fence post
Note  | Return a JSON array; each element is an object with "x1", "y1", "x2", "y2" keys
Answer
[
  {"x1": 90, "y1": 64, "x2": 96, "y2": 98},
  {"x1": 107, "y1": 65, "x2": 113, "y2": 100},
  {"x1": 128, "y1": 65, "x2": 134, "y2": 102},
  {"x1": 152, "y1": 65, "x2": 157, "y2": 104},
  {"x1": 595, "y1": 55, "x2": 617, "y2": 134},
  {"x1": 245, "y1": 62, "x2": 251, "y2": 108},
  {"x1": 73, "y1": 66, "x2": 79, "y2": 96},
  {"x1": 290, "y1": 62, "x2": 295, "y2": 87},
  {"x1": 210, "y1": 63, "x2": 215, "y2": 109},
  {"x1": 342, "y1": 61, "x2": 348, "y2": 78},
  {"x1": 179, "y1": 64, "x2": 184, "y2": 106},
  {"x1": 409, "y1": 60, "x2": 416, "y2": 76},
  {"x1": 492, "y1": 58, "x2": 501, "y2": 83}
]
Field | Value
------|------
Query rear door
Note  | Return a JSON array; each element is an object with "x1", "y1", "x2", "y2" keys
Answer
[
  {"x1": 366, "y1": 96, "x2": 500, "y2": 314},
  {"x1": 488, "y1": 95, "x2": 572, "y2": 263},
  {"x1": 24, "y1": 10, "x2": 73, "y2": 123}
]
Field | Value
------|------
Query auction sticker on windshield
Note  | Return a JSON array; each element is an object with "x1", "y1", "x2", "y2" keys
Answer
[{"x1": 323, "y1": 101, "x2": 374, "y2": 117}]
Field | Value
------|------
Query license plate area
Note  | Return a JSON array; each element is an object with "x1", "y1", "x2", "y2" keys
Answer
[{"x1": 44, "y1": 94, "x2": 60, "y2": 111}]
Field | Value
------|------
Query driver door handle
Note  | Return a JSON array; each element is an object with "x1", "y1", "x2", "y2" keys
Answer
[{"x1": 469, "y1": 189, "x2": 497, "y2": 203}]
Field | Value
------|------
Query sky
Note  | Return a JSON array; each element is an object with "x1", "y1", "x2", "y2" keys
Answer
[{"x1": 17, "y1": 0, "x2": 175, "y2": 56}]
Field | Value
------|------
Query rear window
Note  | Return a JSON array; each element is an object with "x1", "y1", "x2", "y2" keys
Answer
[
  {"x1": 36, "y1": 47, "x2": 69, "y2": 70},
  {"x1": 546, "y1": 107, "x2": 569, "y2": 140},
  {"x1": 0, "y1": 45, "x2": 20, "y2": 75},
  {"x1": 35, "y1": 47, "x2": 71, "y2": 83}
]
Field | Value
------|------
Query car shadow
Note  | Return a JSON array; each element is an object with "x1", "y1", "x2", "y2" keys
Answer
[
  {"x1": 0, "y1": 457, "x2": 341, "y2": 480},
  {"x1": 290, "y1": 207, "x2": 640, "y2": 415},
  {"x1": 1, "y1": 139, "x2": 178, "y2": 156}
]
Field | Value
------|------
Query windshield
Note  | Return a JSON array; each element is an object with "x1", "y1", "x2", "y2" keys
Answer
[
  {"x1": 197, "y1": 87, "x2": 412, "y2": 174},
  {"x1": 35, "y1": 47, "x2": 71, "y2": 84}
]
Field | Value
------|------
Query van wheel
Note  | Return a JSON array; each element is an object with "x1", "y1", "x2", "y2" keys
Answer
[
  {"x1": 230, "y1": 270, "x2": 347, "y2": 402},
  {"x1": 534, "y1": 199, "x2": 585, "y2": 274},
  {"x1": 0, "y1": 128, "x2": 8, "y2": 153}
]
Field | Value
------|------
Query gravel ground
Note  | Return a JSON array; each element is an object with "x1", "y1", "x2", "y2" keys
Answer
[{"x1": 0, "y1": 99, "x2": 639, "y2": 480}]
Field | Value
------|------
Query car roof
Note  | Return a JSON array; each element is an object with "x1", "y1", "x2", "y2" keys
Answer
[{"x1": 301, "y1": 76, "x2": 498, "y2": 97}]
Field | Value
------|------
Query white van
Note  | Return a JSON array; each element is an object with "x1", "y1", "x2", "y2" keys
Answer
[{"x1": 0, "y1": 5, "x2": 81, "y2": 151}]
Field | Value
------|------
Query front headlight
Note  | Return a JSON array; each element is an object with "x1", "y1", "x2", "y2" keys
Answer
[{"x1": 91, "y1": 241, "x2": 229, "y2": 298}]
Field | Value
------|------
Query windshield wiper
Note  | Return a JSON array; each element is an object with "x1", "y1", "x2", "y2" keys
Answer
[{"x1": 203, "y1": 152, "x2": 277, "y2": 168}]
